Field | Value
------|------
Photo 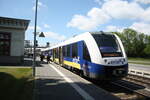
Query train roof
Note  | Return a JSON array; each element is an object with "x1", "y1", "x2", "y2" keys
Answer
[{"x1": 41, "y1": 31, "x2": 113, "y2": 51}]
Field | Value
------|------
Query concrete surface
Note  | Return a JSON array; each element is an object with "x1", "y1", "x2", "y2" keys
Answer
[{"x1": 35, "y1": 62, "x2": 119, "y2": 100}]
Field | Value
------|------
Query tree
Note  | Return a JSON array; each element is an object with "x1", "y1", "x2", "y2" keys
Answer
[
  {"x1": 122, "y1": 28, "x2": 138, "y2": 57},
  {"x1": 136, "y1": 33, "x2": 146, "y2": 57},
  {"x1": 144, "y1": 45, "x2": 150, "y2": 56},
  {"x1": 112, "y1": 28, "x2": 150, "y2": 58}
]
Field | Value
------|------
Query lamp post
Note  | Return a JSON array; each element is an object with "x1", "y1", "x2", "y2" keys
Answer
[
  {"x1": 33, "y1": 0, "x2": 38, "y2": 77},
  {"x1": 33, "y1": 0, "x2": 45, "y2": 77}
]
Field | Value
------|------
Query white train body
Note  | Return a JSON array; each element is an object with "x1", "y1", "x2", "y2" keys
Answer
[{"x1": 42, "y1": 31, "x2": 128, "y2": 80}]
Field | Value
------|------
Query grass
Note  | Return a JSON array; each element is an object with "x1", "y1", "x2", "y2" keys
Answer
[
  {"x1": 128, "y1": 57, "x2": 150, "y2": 65},
  {"x1": 0, "y1": 68, "x2": 33, "y2": 100},
  {"x1": 128, "y1": 57, "x2": 150, "y2": 62}
]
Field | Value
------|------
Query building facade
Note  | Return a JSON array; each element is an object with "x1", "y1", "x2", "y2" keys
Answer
[{"x1": 0, "y1": 17, "x2": 30, "y2": 64}]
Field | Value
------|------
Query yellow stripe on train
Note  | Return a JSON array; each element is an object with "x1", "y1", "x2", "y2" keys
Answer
[
  {"x1": 54, "y1": 58, "x2": 81, "y2": 69},
  {"x1": 64, "y1": 60, "x2": 81, "y2": 69}
]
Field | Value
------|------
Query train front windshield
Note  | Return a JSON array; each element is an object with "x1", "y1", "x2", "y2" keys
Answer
[{"x1": 92, "y1": 34, "x2": 122, "y2": 57}]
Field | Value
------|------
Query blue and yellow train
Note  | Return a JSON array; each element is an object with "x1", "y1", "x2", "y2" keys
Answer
[{"x1": 42, "y1": 31, "x2": 128, "y2": 80}]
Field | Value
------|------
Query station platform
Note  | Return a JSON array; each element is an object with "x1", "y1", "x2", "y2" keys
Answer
[{"x1": 35, "y1": 62, "x2": 120, "y2": 100}]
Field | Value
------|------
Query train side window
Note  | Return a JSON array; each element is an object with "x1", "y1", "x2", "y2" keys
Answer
[
  {"x1": 63, "y1": 46, "x2": 67, "y2": 57},
  {"x1": 54, "y1": 48, "x2": 58, "y2": 58},
  {"x1": 63, "y1": 46, "x2": 65, "y2": 56},
  {"x1": 56, "y1": 48, "x2": 59, "y2": 58},
  {"x1": 83, "y1": 42, "x2": 91, "y2": 62},
  {"x1": 72, "y1": 43, "x2": 78, "y2": 58},
  {"x1": 67, "y1": 45, "x2": 71, "y2": 57}
]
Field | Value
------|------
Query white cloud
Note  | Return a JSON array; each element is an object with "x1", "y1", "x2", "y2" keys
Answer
[
  {"x1": 102, "y1": 0, "x2": 144, "y2": 20},
  {"x1": 68, "y1": 0, "x2": 150, "y2": 33},
  {"x1": 105, "y1": 25, "x2": 125, "y2": 32},
  {"x1": 28, "y1": 26, "x2": 41, "y2": 31},
  {"x1": 44, "y1": 32, "x2": 66, "y2": 41},
  {"x1": 130, "y1": 22, "x2": 150, "y2": 35},
  {"x1": 135, "y1": 0, "x2": 150, "y2": 4},
  {"x1": 140, "y1": 7, "x2": 150, "y2": 22},
  {"x1": 102, "y1": 0, "x2": 150, "y2": 22},
  {"x1": 67, "y1": 7, "x2": 110, "y2": 31},
  {"x1": 38, "y1": 2, "x2": 43, "y2": 6},
  {"x1": 67, "y1": 0, "x2": 145, "y2": 31},
  {"x1": 44, "y1": 24, "x2": 50, "y2": 28},
  {"x1": 32, "y1": 1, "x2": 46, "y2": 11}
]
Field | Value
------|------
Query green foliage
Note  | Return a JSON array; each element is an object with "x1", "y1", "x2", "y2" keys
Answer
[
  {"x1": 144, "y1": 45, "x2": 150, "y2": 55},
  {"x1": 113, "y1": 28, "x2": 150, "y2": 58}
]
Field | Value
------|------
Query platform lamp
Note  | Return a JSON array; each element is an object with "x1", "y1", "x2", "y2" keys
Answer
[{"x1": 39, "y1": 32, "x2": 45, "y2": 37}]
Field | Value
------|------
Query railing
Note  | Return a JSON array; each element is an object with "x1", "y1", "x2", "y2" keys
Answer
[{"x1": 128, "y1": 69, "x2": 150, "y2": 78}]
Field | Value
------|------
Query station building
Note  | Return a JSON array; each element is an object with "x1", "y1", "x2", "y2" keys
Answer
[{"x1": 0, "y1": 17, "x2": 30, "y2": 64}]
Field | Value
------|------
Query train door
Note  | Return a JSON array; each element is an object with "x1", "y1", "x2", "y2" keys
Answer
[
  {"x1": 52, "y1": 49, "x2": 55, "y2": 61},
  {"x1": 59, "y1": 47, "x2": 63, "y2": 65},
  {"x1": 82, "y1": 41, "x2": 91, "y2": 77}
]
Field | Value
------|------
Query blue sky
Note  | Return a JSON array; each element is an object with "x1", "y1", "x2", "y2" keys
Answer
[{"x1": 0, "y1": 0, "x2": 150, "y2": 46}]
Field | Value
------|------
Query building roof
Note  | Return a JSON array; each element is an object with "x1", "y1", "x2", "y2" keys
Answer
[{"x1": 0, "y1": 16, "x2": 30, "y2": 30}]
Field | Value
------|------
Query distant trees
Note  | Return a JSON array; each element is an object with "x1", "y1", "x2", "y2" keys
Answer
[{"x1": 113, "y1": 28, "x2": 150, "y2": 58}]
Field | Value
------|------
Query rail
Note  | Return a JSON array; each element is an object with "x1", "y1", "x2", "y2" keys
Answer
[{"x1": 111, "y1": 80, "x2": 150, "y2": 99}]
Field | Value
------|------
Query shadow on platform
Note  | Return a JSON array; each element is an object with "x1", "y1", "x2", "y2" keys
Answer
[{"x1": 0, "y1": 71, "x2": 147, "y2": 100}]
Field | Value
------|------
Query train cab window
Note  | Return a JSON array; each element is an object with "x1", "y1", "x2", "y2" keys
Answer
[
  {"x1": 92, "y1": 34, "x2": 122, "y2": 57},
  {"x1": 67, "y1": 45, "x2": 71, "y2": 57},
  {"x1": 83, "y1": 42, "x2": 91, "y2": 62},
  {"x1": 72, "y1": 43, "x2": 78, "y2": 58}
]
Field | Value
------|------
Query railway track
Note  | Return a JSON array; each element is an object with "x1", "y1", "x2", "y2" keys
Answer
[
  {"x1": 124, "y1": 74, "x2": 150, "y2": 88},
  {"x1": 93, "y1": 80, "x2": 147, "y2": 100},
  {"x1": 72, "y1": 69, "x2": 150, "y2": 99},
  {"x1": 53, "y1": 63, "x2": 150, "y2": 99},
  {"x1": 111, "y1": 80, "x2": 150, "y2": 100},
  {"x1": 117, "y1": 74, "x2": 150, "y2": 99},
  {"x1": 92, "y1": 75, "x2": 150, "y2": 100}
]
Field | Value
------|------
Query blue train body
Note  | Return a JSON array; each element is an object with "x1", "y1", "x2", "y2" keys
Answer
[{"x1": 42, "y1": 32, "x2": 128, "y2": 80}]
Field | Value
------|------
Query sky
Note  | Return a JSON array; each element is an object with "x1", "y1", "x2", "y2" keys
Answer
[{"x1": 0, "y1": 0, "x2": 150, "y2": 46}]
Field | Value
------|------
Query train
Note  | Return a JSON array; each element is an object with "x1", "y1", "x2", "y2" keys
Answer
[{"x1": 41, "y1": 31, "x2": 128, "y2": 80}]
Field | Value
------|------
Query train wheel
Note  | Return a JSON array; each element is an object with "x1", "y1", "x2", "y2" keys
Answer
[{"x1": 79, "y1": 70, "x2": 84, "y2": 77}]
